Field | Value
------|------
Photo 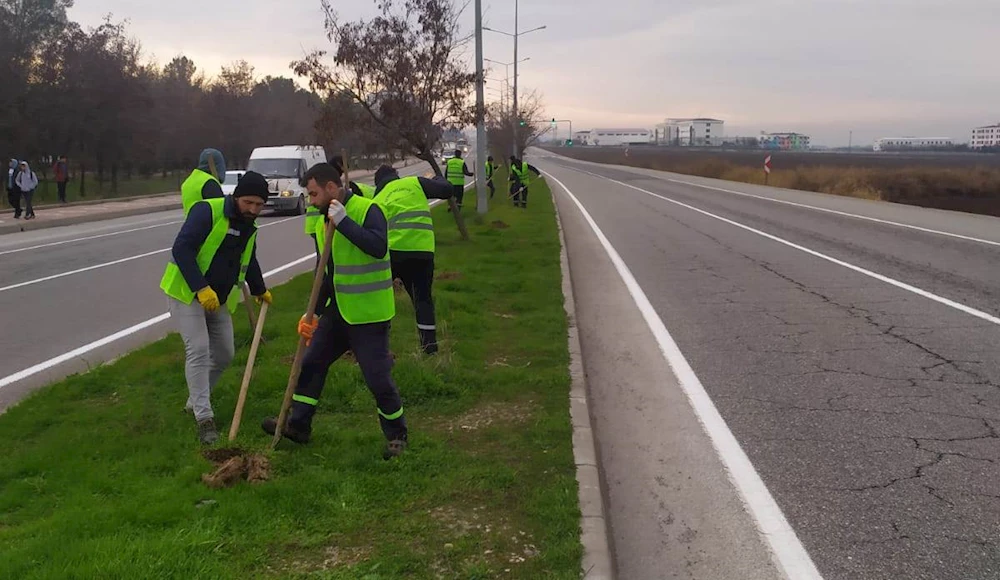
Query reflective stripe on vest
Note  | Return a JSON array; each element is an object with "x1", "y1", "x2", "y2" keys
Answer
[
  {"x1": 329, "y1": 195, "x2": 395, "y2": 324},
  {"x1": 511, "y1": 162, "x2": 530, "y2": 185},
  {"x1": 446, "y1": 158, "x2": 466, "y2": 186},
  {"x1": 304, "y1": 205, "x2": 322, "y2": 235},
  {"x1": 181, "y1": 169, "x2": 219, "y2": 216},
  {"x1": 373, "y1": 176, "x2": 435, "y2": 253},
  {"x1": 160, "y1": 198, "x2": 257, "y2": 313}
]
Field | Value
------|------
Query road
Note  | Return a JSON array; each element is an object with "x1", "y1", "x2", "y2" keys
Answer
[
  {"x1": 537, "y1": 149, "x2": 1000, "y2": 580},
  {"x1": 0, "y1": 161, "x2": 439, "y2": 411}
]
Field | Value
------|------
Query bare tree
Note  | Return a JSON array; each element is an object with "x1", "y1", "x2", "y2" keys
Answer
[
  {"x1": 291, "y1": 0, "x2": 476, "y2": 176},
  {"x1": 486, "y1": 89, "x2": 550, "y2": 163}
]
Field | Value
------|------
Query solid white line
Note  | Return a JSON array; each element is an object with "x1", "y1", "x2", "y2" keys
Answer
[
  {"x1": 659, "y1": 176, "x2": 1000, "y2": 247},
  {"x1": 0, "y1": 253, "x2": 315, "y2": 391},
  {"x1": 0, "y1": 219, "x2": 183, "y2": 256},
  {"x1": 0, "y1": 216, "x2": 299, "y2": 294},
  {"x1": 590, "y1": 172, "x2": 1000, "y2": 327},
  {"x1": 542, "y1": 169, "x2": 825, "y2": 580}
]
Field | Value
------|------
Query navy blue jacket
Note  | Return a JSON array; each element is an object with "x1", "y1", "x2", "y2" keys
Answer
[
  {"x1": 172, "y1": 196, "x2": 266, "y2": 305},
  {"x1": 314, "y1": 190, "x2": 389, "y2": 318}
]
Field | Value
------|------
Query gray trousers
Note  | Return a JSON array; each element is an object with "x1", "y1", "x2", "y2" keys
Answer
[{"x1": 167, "y1": 297, "x2": 235, "y2": 421}]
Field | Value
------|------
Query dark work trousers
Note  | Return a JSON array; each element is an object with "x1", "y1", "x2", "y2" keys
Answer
[
  {"x1": 487, "y1": 178, "x2": 495, "y2": 198},
  {"x1": 452, "y1": 183, "x2": 465, "y2": 208},
  {"x1": 6, "y1": 189, "x2": 20, "y2": 217},
  {"x1": 511, "y1": 181, "x2": 528, "y2": 208},
  {"x1": 290, "y1": 312, "x2": 407, "y2": 441},
  {"x1": 391, "y1": 252, "x2": 437, "y2": 353},
  {"x1": 22, "y1": 190, "x2": 35, "y2": 217},
  {"x1": 57, "y1": 181, "x2": 67, "y2": 203}
]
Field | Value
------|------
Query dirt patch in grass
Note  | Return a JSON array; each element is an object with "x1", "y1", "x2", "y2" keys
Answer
[
  {"x1": 268, "y1": 544, "x2": 373, "y2": 575},
  {"x1": 200, "y1": 449, "x2": 271, "y2": 488},
  {"x1": 445, "y1": 400, "x2": 535, "y2": 433}
]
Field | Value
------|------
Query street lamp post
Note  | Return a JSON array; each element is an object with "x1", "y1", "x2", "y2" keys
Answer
[
  {"x1": 474, "y1": 0, "x2": 488, "y2": 214},
  {"x1": 483, "y1": 0, "x2": 545, "y2": 159}
]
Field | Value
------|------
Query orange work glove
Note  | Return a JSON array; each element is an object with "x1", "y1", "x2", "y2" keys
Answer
[{"x1": 297, "y1": 314, "x2": 319, "y2": 345}]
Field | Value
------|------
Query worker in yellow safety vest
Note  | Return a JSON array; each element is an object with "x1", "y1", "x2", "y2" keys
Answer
[
  {"x1": 262, "y1": 162, "x2": 407, "y2": 460},
  {"x1": 484, "y1": 156, "x2": 497, "y2": 198},
  {"x1": 371, "y1": 165, "x2": 454, "y2": 354},
  {"x1": 508, "y1": 155, "x2": 541, "y2": 209},
  {"x1": 161, "y1": 171, "x2": 273, "y2": 445},
  {"x1": 444, "y1": 149, "x2": 473, "y2": 209},
  {"x1": 181, "y1": 148, "x2": 226, "y2": 216}
]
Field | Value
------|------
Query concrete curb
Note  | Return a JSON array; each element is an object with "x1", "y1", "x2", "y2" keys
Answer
[
  {"x1": 0, "y1": 200, "x2": 182, "y2": 235},
  {"x1": 551, "y1": 180, "x2": 616, "y2": 579}
]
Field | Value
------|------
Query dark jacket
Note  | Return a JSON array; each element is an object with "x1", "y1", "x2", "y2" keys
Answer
[
  {"x1": 314, "y1": 190, "x2": 389, "y2": 318},
  {"x1": 171, "y1": 195, "x2": 266, "y2": 305}
]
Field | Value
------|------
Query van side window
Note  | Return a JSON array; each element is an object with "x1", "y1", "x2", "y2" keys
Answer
[{"x1": 299, "y1": 159, "x2": 307, "y2": 178}]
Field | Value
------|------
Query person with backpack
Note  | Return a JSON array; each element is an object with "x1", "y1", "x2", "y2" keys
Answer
[
  {"x1": 6, "y1": 159, "x2": 22, "y2": 218},
  {"x1": 14, "y1": 161, "x2": 38, "y2": 220}
]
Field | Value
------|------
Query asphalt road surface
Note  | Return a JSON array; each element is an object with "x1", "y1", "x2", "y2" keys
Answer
[
  {"x1": 0, "y1": 161, "x2": 438, "y2": 411},
  {"x1": 537, "y1": 149, "x2": 1000, "y2": 580}
]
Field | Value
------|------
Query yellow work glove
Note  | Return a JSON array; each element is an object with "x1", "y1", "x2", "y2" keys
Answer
[
  {"x1": 298, "y1": 314, "x2": 319, "y2": 346},
  {"x1": 196, "y1": 287, "x2": 220, "y2": 312},
  {"x1": 254, "y1": 290, "x2": 273, "y2": 305}
]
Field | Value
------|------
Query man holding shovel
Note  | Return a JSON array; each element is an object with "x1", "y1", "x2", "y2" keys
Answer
[
  {"x1": 161, "y1": 171, "x2": 273, "y2": 445},
  {"x1": 261, "y1": 162, "x2": 408, "y2": 459}
]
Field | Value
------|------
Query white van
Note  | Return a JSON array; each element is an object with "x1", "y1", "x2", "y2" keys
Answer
[{"x1": 246, "y1": 145, "x2": 326, "y2": 215}]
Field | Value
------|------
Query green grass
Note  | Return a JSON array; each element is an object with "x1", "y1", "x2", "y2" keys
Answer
[
  {"x1": 2, "y1": 173, "x2": 180, "y2": 208},
  {"x1": 0, "y1": 173, "x2": 581, "y2": 578}
]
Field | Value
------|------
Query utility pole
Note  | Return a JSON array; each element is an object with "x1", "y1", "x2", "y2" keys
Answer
[
  {"x1": 848, "y1": 130, "x2": 853, "y2": 154},
  {"x1": 474, "y1": 0, "x2": 488, "y2": 214}
]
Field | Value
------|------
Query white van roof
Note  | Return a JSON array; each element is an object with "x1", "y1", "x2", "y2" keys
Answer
[{"x1": 249, "y1": 146, "x2": 325, "y2": 159}]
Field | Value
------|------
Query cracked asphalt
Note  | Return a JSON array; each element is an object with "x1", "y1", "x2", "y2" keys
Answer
[{"x1": 539, "y1": 151, "x2": 1000, "y2": 579}]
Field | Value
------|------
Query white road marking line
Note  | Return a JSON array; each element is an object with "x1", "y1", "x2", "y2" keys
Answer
[
  {"x1": 562, "y1": 158, "x2": 1000, "y2": 247},
  {"x1": 0, "y1": 216, "x2": 299, "y2": 294},
  {"x1": 542, "y1": 168, "x2": 825, "y2": 580},
  {"x1": 0, "y1": 254, "x2": 315, "y2": 391},
  {"x1": 583, "y1": 169, "x2": 1000, "y2": 327},
  {"x1": 0, "y1": 219, "x2": 183, "y2": 256}
]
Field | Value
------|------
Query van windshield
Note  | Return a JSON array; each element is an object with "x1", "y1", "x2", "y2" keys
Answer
[{"x1": 247, "y1": 159, "x2": 300, "y2": 179}]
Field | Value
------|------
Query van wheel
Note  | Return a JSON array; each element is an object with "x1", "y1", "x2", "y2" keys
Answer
[{"x1": 295, "y1": 195, "x2": 306, "y2": 215}]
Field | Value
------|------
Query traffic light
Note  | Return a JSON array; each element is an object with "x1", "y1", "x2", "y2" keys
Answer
[
  {"x1": 551, "y1": 118, "x2": 557, "y2": 127},
  {"x1": 519, "y1": 120, "x2": 526, "y2": 126}
]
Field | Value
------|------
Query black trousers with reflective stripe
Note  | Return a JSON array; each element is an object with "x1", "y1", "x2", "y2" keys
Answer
[
  {"x1": 391, "y1": 253, "x2": 436, "y2": 348},
  {"x1": 452, "y1": 184, "x2": 465, "y2": 207},
  {"x1": 290, "y1": 311, "x2": 406, "y2": 441}
]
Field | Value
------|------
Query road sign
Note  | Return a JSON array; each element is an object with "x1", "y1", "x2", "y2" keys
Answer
[{"x1": 764, "y1": 155, "x2": 772, "y2": 174}]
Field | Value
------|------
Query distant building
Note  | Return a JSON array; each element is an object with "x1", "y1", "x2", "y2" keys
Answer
[
  {"x1": 971, "y1": 123, "x2": 1000, "y2": 149},
  {"x1": 656, "y1": 118, "x2": 725, "y2": 147},
  {"x1": 573, "y1": 130, "x2": 592, "y2": 146},
  {"x1": 873, "y1": 137, "x2": 954, "y2": 152},
  {"x1": 759, "y1": 132, "x2": 811, "y2": 151},
  {"x1": 588, "y1": 128, "x2": 653, "y2": 147}
]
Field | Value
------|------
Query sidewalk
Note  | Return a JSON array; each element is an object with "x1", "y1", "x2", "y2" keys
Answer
[{"x1": 0, "y1": 160, "x2": 417, "y2": 236}]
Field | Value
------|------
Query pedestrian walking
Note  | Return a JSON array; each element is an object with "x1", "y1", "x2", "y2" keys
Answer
[
  {"x1": 372, "y1": 165, "x2": 454, "y2": 354},
  {"x1": 160, "y1": 171, "x2": 272, "y2": 445},
  {"x1": 6, "y1": 159, "x2": 22, "y2": 218},
  {"x1": 53, "y1": 155, "x2": 69, "y2": 204},
  {"x1": 14, "y1": 161, "x2": 38, "y2": 219},
  {"x1": 261, "y1": 162, "x2": 408, "y2": 459}
]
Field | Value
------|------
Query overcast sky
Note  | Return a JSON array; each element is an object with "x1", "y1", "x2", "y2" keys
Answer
[{"x1": 70, "y1": 0, "x2": 998, "y2": 146}]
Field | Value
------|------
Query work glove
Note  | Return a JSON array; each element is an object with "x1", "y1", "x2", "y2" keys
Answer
[
  {"x1": 196, "y1": 287, "x2": 220, "y2": 312},
  {"x1": 298, "y1": 314, "x2": 319, "y2": 346},
  {"x1": 327, "y1": 199, "x2": 347, "y2": 225},
  {"x1": 254, "y1": 289, "x2": 273, "y2": 305}
]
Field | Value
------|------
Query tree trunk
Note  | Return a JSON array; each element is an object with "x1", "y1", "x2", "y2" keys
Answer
[
  {"x1": 111, "y1": 163, "x2": 119, "y2": 194},
  {"x1": 80, "y1": 162, "x2": 87, "y2": 198}
]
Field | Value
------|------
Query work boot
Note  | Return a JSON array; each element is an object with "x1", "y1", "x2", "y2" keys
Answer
[
  {"x1": 261, "y1": 416, "x2": 311, "y2": 444},
  {"x1": 419, "y1": 330, "x2": 438, "y2": 355},
  {"x1": 383, "y1": 439, "x2": 407, "y2": 460},
  {"x1": 197, "y1": 418, "x2": 219, "y2": 446}
]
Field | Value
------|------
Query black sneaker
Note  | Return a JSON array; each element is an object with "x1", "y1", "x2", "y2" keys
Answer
[
  {"x1": 198, "y1": 418, "x2": 219, "y2": 446},
  {"x1": 383, "y1": 439, "x2": 407, "y2": 460},
  {"x1": 261, "y1": 416, "x2": 311, "y2": 444}
]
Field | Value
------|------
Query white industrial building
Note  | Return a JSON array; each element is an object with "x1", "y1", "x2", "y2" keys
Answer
[
  {"x1": 873, "y1": 137, "x2": 954, "y2": 152},
  {"x1": 656, "y1": 118, "x2": 725, "y2": 147},
  {"x1": 586, "y1": 128, "x2": 653, "y2": 146},
  {"x1": 971, "y1": 123, "x2": 1000, "y2": 149}
]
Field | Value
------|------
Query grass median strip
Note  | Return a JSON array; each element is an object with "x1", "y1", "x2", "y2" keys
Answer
[{"x1": 0, "y1": 173, "x2": 582, "y2": 578}]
